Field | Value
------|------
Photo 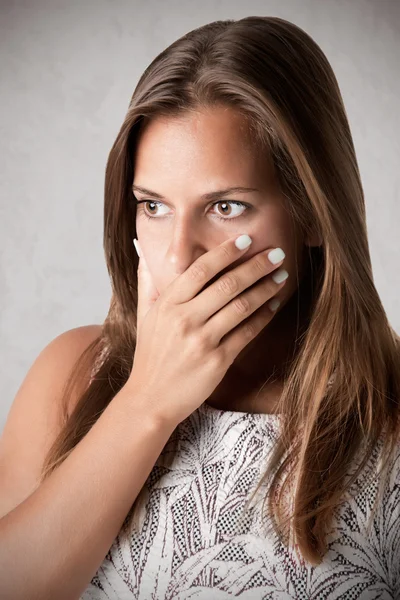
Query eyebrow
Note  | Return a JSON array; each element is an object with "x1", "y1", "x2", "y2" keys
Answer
[{"x1": 131, "y1": 184, "x2": 259, "y2": 202}]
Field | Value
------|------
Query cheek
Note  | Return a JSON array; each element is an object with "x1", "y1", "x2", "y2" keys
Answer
[{"x1": 135, "y1": 219, "x2": 145, "y2": 238}]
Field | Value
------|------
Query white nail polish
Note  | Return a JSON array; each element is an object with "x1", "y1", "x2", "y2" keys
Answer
[
  {"x1": 272, "y1": 268, "x2": 289, "y2": 284},
  {"x1": 133, "y1": 238, "x2": 141, "y2": 258},
  {"x1": 268, "y1": 248, "x2": 285, "y2": 265},
  {"x1": 268, "y1": 298, "x2": 281, "y2": 312},
  {"x1": 235, "y1": 234, "x2": 252, "y2": 250}
]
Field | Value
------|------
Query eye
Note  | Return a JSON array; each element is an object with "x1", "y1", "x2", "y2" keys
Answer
[
  {"x1": 211, "y1": 201, "x2": 248, "y2": 221},
  {"x1": 134, "y1": 199, "x2": 250, "y2": 222}
]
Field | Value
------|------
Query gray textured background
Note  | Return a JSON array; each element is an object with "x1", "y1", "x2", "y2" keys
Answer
[{"x1": 1, "y1": 0, "x2": 399, "y2": 434}]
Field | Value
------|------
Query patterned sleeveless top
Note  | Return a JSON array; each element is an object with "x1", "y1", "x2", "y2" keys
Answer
[{"x1": 80, "y1": 348, "x2": 400, "y2": 599}]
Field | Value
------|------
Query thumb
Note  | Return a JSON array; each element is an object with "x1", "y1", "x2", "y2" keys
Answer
[{"x1": 134, "y1": 239, "x2": 160, "y2": 340}]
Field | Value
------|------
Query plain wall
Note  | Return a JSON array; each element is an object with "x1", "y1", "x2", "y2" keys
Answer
[{"x1": 1, "y1": 0, "x2": 399, "y2": 433}]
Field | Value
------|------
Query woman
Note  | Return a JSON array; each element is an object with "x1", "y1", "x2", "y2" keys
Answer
[{"x1": 1, "y1": 15, "x2": 399, "y2": 599}]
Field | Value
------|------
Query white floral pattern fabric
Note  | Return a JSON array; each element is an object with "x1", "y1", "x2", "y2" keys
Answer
[{"x1": 80, "y1": 396, "x2": 400, "y2": 599}]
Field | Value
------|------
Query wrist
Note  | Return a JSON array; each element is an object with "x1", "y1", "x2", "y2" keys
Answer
[{"x1": 115, "y1": 383, "x2": 178, "y2": 436}]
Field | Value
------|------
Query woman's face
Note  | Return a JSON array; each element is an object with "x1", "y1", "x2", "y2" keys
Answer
[{"x1": 133, "y1": 105, "x2": 306, "y2": 310}]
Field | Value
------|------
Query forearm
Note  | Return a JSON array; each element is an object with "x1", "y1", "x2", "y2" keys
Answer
[{"x1": 0, "y1": 386, "x2": 175, "y2": 600}]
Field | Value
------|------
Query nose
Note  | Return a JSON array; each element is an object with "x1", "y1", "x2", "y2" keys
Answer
[
  {"x1": 165, "y1": 222, "x2": 211, "y2": 277},
  {"x1": 162, "y1": 220, "x2": 245, "y2": 288},
  {"x1": 167, "y1": 246, "x2": 243, "y2": 294}
]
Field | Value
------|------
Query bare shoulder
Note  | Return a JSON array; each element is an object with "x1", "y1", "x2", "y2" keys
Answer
[
  {"x1": 0, "y1": 324, "x2": 103, "y2": 518},
  {"x1": 50, "y1": 323, "x2": 104, "y2": 373},
  {"x1": 51, "y1": 323, "x2": 103, "y2": 357},
  {"x1": 35, "y1": 323, "x2": 104, "y2": 412}
]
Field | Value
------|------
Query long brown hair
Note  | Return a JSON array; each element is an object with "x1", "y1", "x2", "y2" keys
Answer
[{"x1": 40, "y1": 16, "x2": 400, "y2": 566}]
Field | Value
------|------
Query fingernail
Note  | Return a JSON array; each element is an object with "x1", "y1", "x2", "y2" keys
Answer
[
  {"x1": 235, "y1": 234, "x2": 252, "y2": 250},
  {"x1": 268, "y1": 248, "x2": 285, "y2": 265},
  {"x1": 272, "y1": 268, "x2": 289, "y2": 284},
  {"x1": 268, "y1": 298, "x2": 281, "y2": 312},
  {"x1": 133, "y1": 238, "x2": 141, "y2": 258}
]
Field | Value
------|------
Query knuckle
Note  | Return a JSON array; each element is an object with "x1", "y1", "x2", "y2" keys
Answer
[
  {"x1": 209, "y1": 348, "x2": 227, "y2": 371},
  {"x1": 219, "y1": 245, "x2": 232, "y2": 261},
  {"x1": 217, "y1": 274, "x2": 240, "y2": 295},
  {"x1": 254, "y1": 256, "x2": 268, "y2": 275},
  {"x1": 158, "y1": 297, "x2": 171, "y2": 314},
  {"x1": 242, "y1": 320, "x2": 256, "y2": 340},
  {"x1": 175, "y1": 311, "x2": 192, "y2": 334},
  {"x1": 187, "y1": 261, "x2": 209, "y2": 283},
  {"x1": 267, "y1": 278, "x2": 280, "y2": 295},
  {"x1": 232, "y1": 295, "x2": 251, "y2": 315},
  {"x1": 193, "y1": 329, "x2": 212, "y2": 354}
]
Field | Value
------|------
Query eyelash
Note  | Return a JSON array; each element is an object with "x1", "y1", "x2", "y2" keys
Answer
[{"x1": 134, "y1": 199, "x2": 250, "y2": 222}]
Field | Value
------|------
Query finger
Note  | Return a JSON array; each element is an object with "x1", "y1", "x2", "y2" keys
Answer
[
  {"x1": 206, "y1": 270, "x2": 287, "y2": 346},
  {"x1": 191, "y1": 246, "x2": 285, "y2": 324},
  {"x1": 221, "y1": 295, "x2": 281, "y2": 360},
  {"x1": 166, "y1": 234, "x2": 254, "y2": 305},
  {"x1": 135, "y1": 239, "x2": 159, "y2": 336}
]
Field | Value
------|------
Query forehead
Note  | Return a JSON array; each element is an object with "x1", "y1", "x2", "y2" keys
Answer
[
  {"x1": 137, "y1": 105, "x2": 252, "y2": 140},
  {"x1": 133, "y1": 108, "x2": 274, "y2": 190}
]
